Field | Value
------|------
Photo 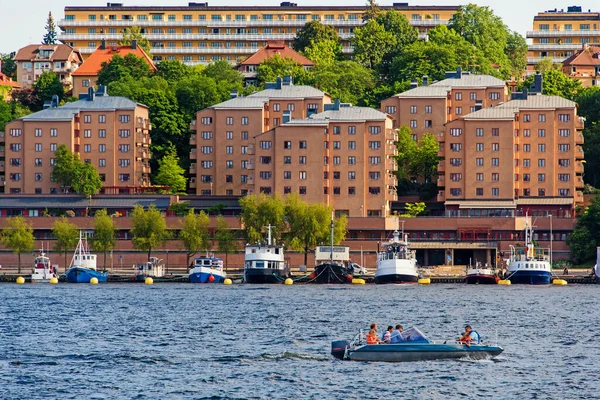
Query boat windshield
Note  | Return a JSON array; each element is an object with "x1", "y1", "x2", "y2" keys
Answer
[{"x1": 399, "y1": 327, "x2": 430, "y2": 343}]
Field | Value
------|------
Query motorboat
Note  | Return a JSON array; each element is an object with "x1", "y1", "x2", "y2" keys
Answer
[
  {"x1": 244, "y1": 225, "x2": 290, "y2": 283},
  {"x1": 189, "y1": 254, "x2": 226, "y2": 283},
  {"x1": 65, "y1": 231, "x2": 108, "y2": 283},
  {"x1": 31, "y1": 246, "x2": 59, "y2": 283},
  {"x1": 374, "y1": 230, "x2": 418, "y2": 284},
  {"x1": 331, "y1": 327, "x2": 503, "y2": 362},
  {"x1": 465, "y1": 262, "x2": 499, "y2": 284},
  {"x1": 311, "y1": 246, "x2": 354, "y2": 284},
  {"x1": 505, "y1": 216, "x2": 551, "y2": 284},
  {"x1": 133, "y1": 257, "x2": 165, "y2": 281}
]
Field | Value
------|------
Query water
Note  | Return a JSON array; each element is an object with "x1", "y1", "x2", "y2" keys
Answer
[{"x1": 1, "y1": 284, "x2": 598, "y2": 399}]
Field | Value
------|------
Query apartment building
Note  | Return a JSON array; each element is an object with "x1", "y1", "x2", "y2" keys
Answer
[
  {"x1": 562, "y1": 44, "x2": 600, "y2": 86},
  {"x1": 527, "y1": 5, "x2": 600, "y2": 69},
  {"x1": 438, "y1": 82, "x2": 585, "y2": 211},
  {"x1": 190, "y1": 76, "x2": 332, "y2": 196},
  {"x1": 380, "y1": 68, "x2": 508, "y2": 140},
  {"x1": 0, "y1": 72, "x2": 21, "y2": 101},
  {"x1": 13, "y1": 44, "x2": 83, "y2": 89},
  {"x1": 71, "y1": 39, "x2": 156, "y2": 97},
  {"x1": 58, "y1": 2, "x2": 458, "y2": 65},
  {"x1": 3, "y1": 87, "x2": 151, "y2": 194},
  {"x1": 254, "y1": 101, "x2": 397, "y2": 217}
]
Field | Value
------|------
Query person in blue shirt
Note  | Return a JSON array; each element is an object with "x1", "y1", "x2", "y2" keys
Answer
[
  {"x1": 390, "y1": 324, "x2": 403, "y2": 343},
  {"x1": 459, "y1": 325, "x2": 480, "y2": 346}
]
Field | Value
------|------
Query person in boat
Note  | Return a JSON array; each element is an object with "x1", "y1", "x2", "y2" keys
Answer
[
  {"x1": 381, "y1": 326, "x2": 394, "y2": 343},
  {"x1": 366, "y1": 323, "x2": 380, "y2": 344},
  {"x1": 390, "y1": 325, "x2": 403, "y2": 343},
  {"x1": 459, "y1": 325, "x2": 480, "y2": 346}
]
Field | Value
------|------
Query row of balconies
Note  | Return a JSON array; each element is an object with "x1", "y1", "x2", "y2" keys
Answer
[
  {"x1": 60, "y1": 33, "x2": 353, "y2": 41},
  {"x1": 528, "y1": 44, "x2": 586, "y2": 51},
  {"x1": 527, "y1": 57, "x2": 566, "y2": 64},
  {"x1": 527, "y1": 30, "x2": 600, "y2": 37},
  {"x1": 437, "y1": 190, "x2": 584, "y2": 203}
]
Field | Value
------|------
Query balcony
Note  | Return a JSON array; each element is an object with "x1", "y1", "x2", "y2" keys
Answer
[
  {"x1": 189, "y1": 163, "x2": 196, "y2": 174},
  {"x1": 575, "y1": 161, "x2": 584, "y2": 174},
  {"x1": 190, "y1": 149, "x2": 197, "y2": 160},
  {"x1": 576, "y1": 146, "x2": 584, "y2": 159},
  {"x1": 247, "y1": 144, "x2": 255, "y2": 155},
  {"x1": 576, "y1": 133, "x2": 584, "y2": 145},
  {"x1": 248, "y1": 175, "x2": 254, "y2": 185},
  {"x1": 386, "y1": 129, "x2": 398, "y2": 142},
  {"x1": 190, "y1": 120, "x2": 196, "y2": 131},
  {"x1": 527, "y1": 30, "x2": 600, "y2": 38},
  {"x1": 527, "y1": 57, "x2": 566, "y2": 64},
  {"x1": 136, "y1": 118, "x2": 151, "y2": 130},
  {"x1": 527, "y1": 44, "x2": 583, "y2": 51},
  {"x1": 576, "y1": 175, "x2": 584, "y2": 189},
  {"x1": 190, "y1": 134, "x2": 196, "y2": 145},
  {"x1": 437, "y1": 175, "x2": 444, "y2": 187},
  {"x1": 576, "y1": 191, "x2": 584, "y2": 203},
  {"x1": 247, "y1": 160, "x2": 255, "y2": 170},
  {"x1": 387, "y1": 174, "x2": 397, "y2": 186},
  {"x1": 437, "y1": 160, "x2": 445, "y2": 173},
  {"x1": 437, "y1": 147, "x2": 444, "y2": 157},
  {"x1": 437, "y1": 191, "x2": 445, "y2": 202},
  {"x1": 576, "y1": 117, "x2": 585, "y2": 130},
  {"x1": 137, "y1": 149, "x2": 150, "y2": 159},
  {"x1": 189, "y1": 179, "x2": 196, "y2": 189}
]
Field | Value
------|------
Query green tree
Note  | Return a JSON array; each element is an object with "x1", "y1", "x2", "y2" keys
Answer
[
  {"x1": 505, "y1": 31, "x2": 528, "y2": 77},
  {"x1": 155, "y1": 59, "x2": 194, "y2": 83},
  {"x1": 362, "y1": 0, "x2": 382, "y2": 21},
  {"x1": 375, "y1": 10, "x2": 418, "y2": 77},
  {"x1": 1, "y1": 53, "x2": 17, "y2": 79},
  {"x1": 71, "y1": 161, "x2": 102, "y2": 197},
  {"x1": 43, "y1": 11, "x2": 58, "y2": 44},
  {"x1": 520, "y1": 69, "x2": 581, "y2": 100},
  {"x1": 51, "y1": 217, "x2": 79, "y2": 268},
  {"x1": 567, "y1": 195, "x2": 600, "y2": 263},
  {"x1": 256, "y1": 55, "x2": 309, "y2": 85},
  {"x1": 0, "y1": 101, "x2": 31, "y2": 131},
  {"x1": 91, "y1": 209, "x2": 117, "y2": 271},
  {"x1": 351, "y1": 19, "x2": 396, "y2": 70},
  {"x1": 312, "y1": 61, "x2": 376, "y2": 105},
  {"x1": 33, "y1": 71, "x2": 64, "y2": 107},
  {"x1": 215, "y1": 215, "x2": 239, "y2": 270},
  {"x1": 395, "y1": 126, "x2": 418, "y2": 180},
  {"x1": 412, "y1": 133, "x2": 441, "y2": 181},
  {"x1": 179, "y1": 210, "x2": 211, "y2": 266},
  {"x1": 1, "y1": 216, "x2": 35, "y2": 273},
  {"x1": 97, "y1": 53, "x2": 153, "y2": 86},
  {"x1": 239, "y1": 193, "x2": 286, "y2": 243},
  {"x1": 174, "y1": 74, "x2": 221, "y2": 119},
  {"x1": 119, "y1": 25, "x2": 151, "y2": 55},
  {"x1": 581, "y1": 123, "x2": 600, "y2": 187},
  {"x1": 293, "y1": 21, "x2": 340, "y2": 53},
  {"x1": 204, "y1": 60, "x2": 245, "y2": 101},
  {"x1": 400, "y1": 202, "x2": 427, "y2": 218},
  {"x1": 51, "y1": 144, "x2": 77, "y2": 191},
  {"x1": 575, "y1": 86, "x2": 600, "y2": 122},
  {"x1": 155, "y1": 147, "x2": 187, "y2": 193},
  {"x1": 131, "y1": 204, "x2": 171, "y2": 259},
  {"x1": 303, "y1": 39, "x2": 342, "y2": 68},
  {"x1": 534, "y1": 57, "x2": 560, "y2": 73}
]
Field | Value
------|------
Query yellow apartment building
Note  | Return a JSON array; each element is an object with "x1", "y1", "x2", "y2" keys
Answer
[
  {"x1": 527, "y1": 5, "x2": 600, "y2": 69},
  {"x1": 4, "y1": 87, "x2": 151, "y2": 194},
  {"x1": 380, "y1": 68, "x2": 508, "y2": 141},
  {"x1": 439, "y1": 90, "x2": 585, "y2": 210},
  {"x1": 13, "y1": 44, "x2": 83, "y2": 89},
  {"x1": 190, "y1": 76, "x2": 332, "y2": 196},
  {"x1": 58, "y1": 2, "x2": 458, "y2": 65}
]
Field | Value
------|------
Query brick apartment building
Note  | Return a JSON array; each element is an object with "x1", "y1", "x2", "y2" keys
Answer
[
  {"x1": 3, "y1": 87, "x2": 151, "y2": 194},
  {"x1": 14, "y1": 44, "x2": 83, "y2": 89},
  {"x1": 562, "y1": 44, "x2": 600, "y2": 87}
]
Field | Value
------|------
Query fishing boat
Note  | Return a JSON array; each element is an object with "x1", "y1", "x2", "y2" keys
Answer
[
  {"x1": 465, "y1": 262, "x2": 499, "y2": 284},
  {"x1": 331, "y1": 326, "x2": 503, "y2": 362},
  {"x1": 374, "y1": 230, "x2": 418, "y2": 284},
  {"x1": 65, "y1": 232, "x2": 108, "y2": 283},
  {"x1": 505, "y1": 216, "x2": 552, "y2": 285},
  {"x1": 311, "y1": 246, "x2": 355, "y2": 284},
  {"x1": 244, "y1": 225, "x2": 290, "y2": 283},
  {"x1": 133, "y1": 257, "x2": 165, "y2": 281},
  {"x1": 31, "y1": 246, "x2": 59, "y2": 283},
  {"x1": 189, "y1": 254, "x2": 226, "y2": 283}
]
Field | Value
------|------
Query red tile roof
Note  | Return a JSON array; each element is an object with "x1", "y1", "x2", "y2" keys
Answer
[
  {"x1": 563, "y1": 45, "x2": 600, "y2": 66},
  {"x1": 0, "y1": 72, "x2": 21, "y2": 88},
  {"x1": 72, "y1": 44, "x2": 156, "y2": 76},
  {"x1": 239, "y1": 41, "x2": 315, "y2": 67},
  {"x1": 14, "y1": 44, "x2": 82, "y2": 63}
]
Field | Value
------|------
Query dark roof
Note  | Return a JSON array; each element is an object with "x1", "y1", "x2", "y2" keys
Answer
[
  {"x1": 185, "y1": 196, "x2": 242, "y2": 210},
  {"x1": 65, "y1": 5, "x2": 459, "y2": 12},
  {"x1": 14, "y1": 44, "x2": 82, "y2": 62},
  {"x1": 0, "y1": 195, "x2": 172, "y2": 210}
]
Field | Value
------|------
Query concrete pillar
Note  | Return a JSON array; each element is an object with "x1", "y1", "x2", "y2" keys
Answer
[
  {"x1": 486, "y1": 249, "x2": 491, "y2": 266},
  {"x1": 424, "y1": 250, "x2": 429, "y2": 267}
]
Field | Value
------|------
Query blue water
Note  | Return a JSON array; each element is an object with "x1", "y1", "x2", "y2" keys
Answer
[{"x1": 1, "y1": 284, "x2": 599, "y2": 399}]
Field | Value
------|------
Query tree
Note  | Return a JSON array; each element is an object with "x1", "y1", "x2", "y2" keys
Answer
[
  {"x1": 505, "y1": 31, "x2": 528, "y2": 77},
  {"x1": 239, "y1": 193, "x2": 286, "y2": 243},
  {"x1": 91, "y1": 209, "x2": 117, "y2": 271},
  {"x1": 400, "y1": 202, "x2": 427, "y2": 218},
  {"x1": 351, "y1": 19, "x2": 396, "y2": 70},
  {"x1": 155, "y1": 59, "x2": 194, "y2": 83},
  {"x1": 520, "y1": 69, "x2": 581, "y2": 100},
  {"x1": 51, "y1": 145, "x2": 102, "y2": 195},
  {"x1": 215, "y1": 215, "x2": 239, "y2": 270},
  {"x1": 155, "y1": 147, "x2": 187, "y2": 193},
  {"x1": 97, "y1": 53, "x2": 153, "y2": 86},
  {"x1": 131, "y1": 204, "x2": 171, "y2": 259},
  {"x1": 43, "y1": 11, "x2": 58, "y2": 44},
  {"x1": 293, "y1": 21, "x2": 340, "y2": 53},
  {"x1": 567, "y1": 195, "x2": 600, "y2": 263},
  {"x1": 362, "y1": 0, "x2": 382, "y2": 21},
  {"x1": 179, "y1": 210, "x2": 211, "y2": 266},
  {"x1": 375, "y1": 10, "x2": 418, "y2": 77},
  {"x1": 51, "y1": 144, "x2": 77, "y2": 191},
  {"x1": 581, "y1": 123, "x2": 600, "y2": 187},
  {"x1": 0, "y1": 101, "x2": 31, "y2": 131},
  {"x1": 174, "y1": 74, "x2": 221, "y2": 119},
  {"x1": 312, "y1": 61, "x2": 376, "y2": 105},
  {"x1": 256, "y1": 55, "x2": 309, "y2": 85},
  {"x1": 395, "y1": 126, "x2": 418, "y2": 180},
  {"x1": 204, "y1": 60, "x2": 245, "y2": 101},
  {"x1": 33, "y1": 71, "x2": 64, "y2": 108},
  {"x1": 1, "y1": 217, "x2": 35, "y2": 273},
  {"x1": 1, "y1": 53, "x2": 17, "y2": 79},
  {"x1": 412, "y1": 133, "x2": 441, "y2": 181},
  {"x1": 534, "y1": 57, "x2": 559, "y2": 73},
  {"x1": 302, "y1": 39, "x2": 342, "y2": 68},
  {"x1": 119, "y1": 25, "x2": 151, "y2": 55},
  {"x1": 51, "y1": 217, "x2": 79, "y2": 268},
  {"x1": 71, "y1": 161, "x2": 102, "y2": 197}
]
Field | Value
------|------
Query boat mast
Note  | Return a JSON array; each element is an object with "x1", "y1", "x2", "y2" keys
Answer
[
  {"x1": 330, "y1": 211, "x2": 334, "y2": 263},
  {"x1": 266, "y1": 224, "x2": 273, "y2": 246}
]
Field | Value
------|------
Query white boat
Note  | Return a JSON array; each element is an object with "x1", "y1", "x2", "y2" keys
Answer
[
  {"x1": 31, "y1": 246, "x2": 59, "y2": 283},
  {"x1": 189, "y1": 254, "x2": 227, "y2": 283},
  {"x1": 506, "y1": 216, "x2": 552, "y2": 285},
  {"x1": 374, "y1": 230, "x2": 418, "y2": 284},
  {"x1": 134, "y1": 257, "x2": 165, "y2": 281},
  {"x1": 466, "y1": 262, "x2": 499, "y2": 284},
  {"x1": 244, "y1": 225, "x2": 290, "y2": 283}
]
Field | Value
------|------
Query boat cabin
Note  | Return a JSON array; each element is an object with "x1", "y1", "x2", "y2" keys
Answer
[{"x1": 192, "y1": 257, "x2": 224, "y2": 270}]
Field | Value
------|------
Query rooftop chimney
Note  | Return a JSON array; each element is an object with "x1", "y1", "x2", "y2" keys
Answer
[
  {"x1": 282, "y1": 75, "x2": 293, "y2": 86},
  {"x1": 532, "y1": 72, "x2": 543, "y2": 94},
  {"x1": 96, "y1": 85, "x2": 108, "y2": 96},
  {"x1": 275, "y1": 77, "x2": 282, "y2": 90},
  {"x1": 409, "y1": 79, "x2": 418, "y2": 89},
  {"x1": 230, "y1": 90, "x2": 238, "y2": 99},
  {"x1": 51, "y1": 95, "x2": 59, "y2": 108},
  {"x1": 87, "y1": 87, "x2": 95, "y2": 102},
  {"x1": 456, "y1": 67, "x2": 462, "y2": 79},
  {"x1": 131, "y1": 39, "x2": 137, "y2": 50},
  {"x1": 100, "y1": 39, "x2": 106, "y2": 50},
  {"x1": 422, "y1": 76, "x2": 428, "y2": 86}
]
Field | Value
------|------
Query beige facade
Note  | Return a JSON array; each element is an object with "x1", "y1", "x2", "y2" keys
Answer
[
  {"x1": 13, "y1": 44, "x2": 82, "y2": 89},
  {"x1": 380, "y1": 69, "x2": 508, "y2": 141},
  {"x1": 561, "y1": 44, "x2": 600, "y2": 87},
  {"x1": 3, "y1": 88, "x2": 151, "y2": 194},
  {"x1": 439, "y1": 94, "x2": 584, "y2": 206},
  {"x1": 58, "y1": 3, "x2": 458, "y2": 65}
]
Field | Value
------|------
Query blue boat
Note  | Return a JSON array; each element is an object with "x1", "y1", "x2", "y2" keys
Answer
[
  {"x1": 65, "y1": 232, "x2": 108, "y2": 283},
  {"x1": 331, "y1": 327, "x2": 503, "y2": 362},
  {"x1": 505, "y1": 216, "x2": 552, "y2": 285},
  {"x1": 189, "y1": 255, "x2": 226, "y2": 283}
]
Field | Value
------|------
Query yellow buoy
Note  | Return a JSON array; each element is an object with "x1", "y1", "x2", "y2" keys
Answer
[
  {"x1": 223, "y1": 278, "x2": 232, "y2": 285},
  {"x1": 16, "y1": 276, "x2": 25, "y2": 284},
  {"x1": 553, "y1": 279, "x2": 568, "y2": 286},
  {"x1": 145, "y1": 277, "x2": 154, "y2": 285},
  {"x1": 284, "y1": 278, "x2": 293, "y2": 285},
  {"x1": 49, "y1": 277, "x2": 58, "y2": 284},
  {"x1": 351, "y1": 278, "x2": 366, "y2": 284},
  {"x1": 90, "y1": 277, "x2": 99, "y2": 285},
  {"x1": 498, "y1": 279, "x2": 511, "y2": 285},
  {"x1": 418, "y1": 278, "x2": 431, "y2": 285}
]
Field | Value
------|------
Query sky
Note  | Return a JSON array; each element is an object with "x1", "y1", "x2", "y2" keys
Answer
[{"x1": 1, "y1": 0, "x2": 600, "y2": 54}]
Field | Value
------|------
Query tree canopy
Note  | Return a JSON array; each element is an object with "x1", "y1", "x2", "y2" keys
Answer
[
  {"x1": 131, "y1": 204, "x2": 170, "y2": 259},
  {"x1": 97, "y1": 54, "x2": 153, "y2": 86},
  {"x1": 91, "y1": 209, "x2": 117, "y2": 271},
  {"x1": 52, "y1": 217, "x2": 79, "y2": 268},
  {"x1": 154, "y1": 147, "x2": 187, "y2": 193},
  {"x1": 567, "y1": 195, "x2": 600, "y2": 263},
  {"x1": 215, "y1": 215, "x2": 239, "y2": 269},
  {"x1": 1, "y1": 216, "x2": 35, "y2": 273},
  {"x1": 119, "y1": 25, "x2": 151, "y2": 54},
  {"x1": 43, "y1": 12, "x2": 58, "y2": 44},
  {"x1": 239, "y1": 193, "x2": 286, "y2": 243},
  {"x1": 51, "y1": 145, "x2": 102, "y2": 196},
  {"x1": 293, "y1": 21, "x2": 340, "y2": 53},
  {"x1": 179, "y1": 210, "x2": 211, "y2": 266}
]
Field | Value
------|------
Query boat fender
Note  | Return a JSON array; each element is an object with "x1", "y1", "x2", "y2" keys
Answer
[
  {"x1": 208, "y1": 275, "x2": 215, "y2": 283},
  {"x1": 345, "y1": 274, "x2": 353, "y2": 283},
  {"x1": 16, "y1": 276, "x2": 25, "y2": 284}
]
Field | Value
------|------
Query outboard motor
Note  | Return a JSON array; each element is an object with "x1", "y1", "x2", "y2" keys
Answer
[{"x1": 331, "y1": 340, "x2": 350, "y2": 360}]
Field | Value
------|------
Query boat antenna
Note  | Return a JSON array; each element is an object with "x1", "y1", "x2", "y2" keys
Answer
[{"x1": 330, "y1": 211, "x2": 334, "y2": 263}]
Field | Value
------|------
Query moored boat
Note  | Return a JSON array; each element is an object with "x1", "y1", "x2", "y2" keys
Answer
[
  {"x1": 244, "y1": 225, "x2": 290, "y2": 283},
  {"x1": 374, "y1": 230, "x2": 418, "y2": 284},
  {"x1": 465, "y1": 263, "x2": 499, "y2": 284},
  {"x1": 133, "y1": 257, "x2": 165, "y2": 281},
  {"x1": 65, "y1": 232, "x2": 108, "y2": 283},
  {"x1": 505, "y1": 216, "x2": 552, "y2": 285},
  {"x1": 31, "y1": 246, "x2": 59, "y2": 283},
  {"x1": 189, "y1": 255, "x2": 226, "y2": 283},
  {"x1": 331, "y1": 326, "x2": 503, "y2": 362}
]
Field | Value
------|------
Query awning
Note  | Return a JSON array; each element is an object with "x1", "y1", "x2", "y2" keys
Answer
[
  {"x1": 445, "y1": 200, "x2": 516, "y2": 209},
  {"x1": 517, "y1": 197, "x2": 573, "y2": 205}
]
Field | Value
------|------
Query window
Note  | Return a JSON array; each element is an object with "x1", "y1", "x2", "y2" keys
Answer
[
  {"x1": 558, "y1": 129, "x2": 570, "y2": 137},
  {"x1": 409, "y1": 120, "x2": 417, "y2": 128},
  {"x1": 385, "y1": 106, "x2": 397, "y2": 114},
  {"x1": 492, "y1": 158, "x2": 499, "y2": 166},
  {"x1": 260, "y1": 141, "x2": 272, "y2": 149},
  {"x1": 476, "y1": 158, "x2": 483, "y2": 166},
  {"x1": 558, "y1": 174, "x2": 570, "y2": 182},
  {"x1": 50, "y1": 143, "x2": 57, "y2": 152},
  {"x1": 119, "y1": 115, "x2": 130, "y2": 123},
  {"x1": 425, "y1": 120, "x2": 432, "y2": 128},
  {"x1": 226, "y1": 117, "x2": 233, "y2": 125},
  {"x1": 299, "y1": 156, "x2": 306, "y2": 164},
  {"x1": 558, "y1": 159, "x2": 570, "y2": 167},
  {"x1": 273, "y1": 103, "x2": 280, "y2": 112},
  {"x1": 119, "y1": 144, "x2": 130, "y2": 152},
  {"x1": 523, "y1": 144, "x2": 531, "y2": 152},
  {"x1": 98, "y1": 159, "x2": 106, "y2": 168},
  {"x1": 283, "y1": 156, "x2": 291, "y2": 164},
  {"x1": 97, "y1": 129, "x2": 106, "y2": 138},
  {"x1": 35, "y1": 158, "x2": 42, "y2": 167},
  {"x1": 241, "y1": 117, "x2": 249, "y2": 125},
  {"x1": 298, "y1": 141, "x2": 307, "y2": 149},
  {"x1": 449, "y1": 143, "x2": 462, "y2": 151},
  {"x1": 538, "y1": 114, "x2": 546, "y2": 122},
  {"x1": 538, "y1": 144, "x2": 546, "y2": 152},
  {"x1": 538, "y1": 189, "x2": 546, "y2": 197},
  {"x1": 369, "y1": 172, "x2": 380, "y2": 180},
  {"x1": 369, "y1": 157, "x2": 381, "y2": 165},
  {"x1": 299, "y1": 186, "x2": 307, "y2": 195},
  {"x1": 226, "y1": 146, "x2": 233, "y2": 154},
  {"x1": 538, "y1": 174, "x2": 545, "y2": 182},
  {"x1": 450, "y1": 188, "x2": 461, "y2": 197},
  {"x1": 450, "y1": 173, "x2": 462, "y2": 182},
  {"x1": 450, "y1": 128, "x2": 462, "y2": 136},
  {"x1": 476, "y1": 188, "x2": 483, "y2": 196},
  {"x1": 119, "y1": 174, "x2": 130, "y2": 182},
  {"x1": 491, "y1": 188, "x2": 499, "y2": 197},
  {"x1": 476, "y1": 143, "x2": 484, "y2": 152},
  {"x1": 34, "y1": 128, "x2": 42, "y2": 137},
  {"x1": 283, "y1": 186, "x2": 291, "y2": 194},
  {"x1": 450, "y1": 158, "x2": 463, "y2": 166},
  {"x1": 558, "y1": 189, "x2": 570, "y2": 196},
  {"x1": 119, "y1": 129, "x2": 130, "y2": 138},
  {"x1": 348, "y1": 141, "x2": 356, "y2": 150},
  {"x1": 523, "y1": 174, "x2": 530, "y2": 182},
  {"x1": 333, "y1": 126, "x2": 341, "y2": 135},
  {"x1": 558, "y1": 114, "x2": 570, "y2": 122},
  {"x1": 333, "y1": 187, "x2": 341, "y2": 195},
  {"x1": 523, "y1": 114, "x2": 530, "y2": 122},
  {"x1": 425, "y1": 106, "x2": 432, "y2": 114},
  {"x1": 369, "y1": 187, "x2": 381, "y2": 195},
  {"x1": 333, "y1": 171, "x2": 341, "y2": 180},
  {"x1": 348, "y1": 126, "x2": 356, "y2": 135},
  {"x1": 455, "y1": 107, "x2": 462, "y2": 115},
  {"x1": 491, "y1": 128, "x2": 499, "y2": 136},
  {"x1": 558, "y1": 144, "x2": 570, "y2": 152},
  {"x1": 470, "y1": 92, "x2": 477, "y2": 100},
  {"x1": 523, "y1": 129, "x2": 530, "y2": 137},
  {"x1": 538, "y1": 129, "x2": 545, "y2": 137},
  {"x1": 369, "y1": 126, "x2": 381, "y2": 134},
  {"x1": 348, "y1": 187, "x2": 356, "y2": 195},
  {"x1": 118, "y1": 159, "x2": 130, "y2": 167},
  {"x1": 84, "y1": 115, "x2": 91, "y2": 123},
  {"x1": 260, "y1": 171, "x2": 272, "y2": 180},
  {"x1": 490, "y1": 92, "x2": 500, "y2": 100},
  {"x1": 410, "y1": 105, "x2": 417, "y2": 114},
  {"x1": 333, "y1": 141, "x2": 341, "y2": 150},
  {"x1": 201, "y1": 146, "x2": 213, "y2": 154},
  {"x1": 201, "y1": 117, "x2": 212, "y2": 125},
  {"x1": 492, "y1": 143, "x2": 499, "y2": 152},
  {"x1": 476, "y1": 173, "x2": 483, "y2": 181},
  {"x1": 9, "y1": 129, "x2": 21, "y2": 137},
  {"x1": 299, "y1": 171, "x2": 306, "y2": 180},
  {"x1": 34, "y1": 143, "x2": 42, "y2": 152},
  {"x1": 348, "y1": 156, "x2": 356, "y2": 165},
  {"x1": 333, "y1": 156, "x2": 340, "y2": 165},
  {"x1": 492, "y1": 173, "x2": 499, "y2": 181},
  {"x1": 369, "y1": 141, "x2": 381, "y2": 150},
  {"x1": 287, "y1": 103, "x2": 295, "y2": 111},
  {"x1": 348, "y1": 171, "x2": 356, "y2": 180},
  {"x1": 283, "y1": 171, "x2": 291, "y2": 180},
  {"x1": 455, "y1": 92, "x2": 462, "y2": 100},
  {"x1": 476, "y1": 128, "x2": 484, "y2": 137},
  {"x1": 99, "y1": 144, "x2": 106, "y2": 153},
  {"x1": 241, "y1": 131, "x2": 248, "y2": 140},
  {"x1": 84, "y1": 144, "x2": 91, "y2": 153}
]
